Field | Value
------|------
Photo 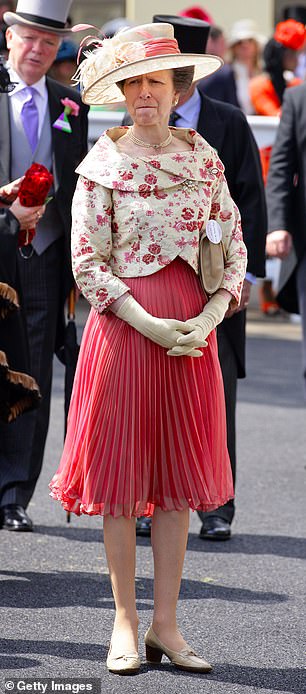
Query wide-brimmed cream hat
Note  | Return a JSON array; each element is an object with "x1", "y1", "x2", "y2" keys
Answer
[{"x1": 76, "y1": 22, "x2": 223, "y2": 105}]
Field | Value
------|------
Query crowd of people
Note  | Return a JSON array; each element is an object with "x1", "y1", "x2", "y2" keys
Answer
[
  {"x1": 1, "y1": 0, "x2": 306, "y2": 678},
  {"x1": 196, "y1": 5, "x2": 306, "y2": 317}
]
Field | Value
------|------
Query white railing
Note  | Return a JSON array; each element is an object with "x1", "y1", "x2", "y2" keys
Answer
[
  {"x1": 88, "y1": 109, "x2": 280, "y2": 150},
  {"x1": 88, "y1": 109, "x2": 124, "y2": 147},
  {"x1": 246, "y1": 115, "x2": 279, "y2": 148}
]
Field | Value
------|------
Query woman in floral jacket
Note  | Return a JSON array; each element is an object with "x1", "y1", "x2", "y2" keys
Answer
[{"x1": 50, "y1": 23, "x2": 247, "y2": 675}]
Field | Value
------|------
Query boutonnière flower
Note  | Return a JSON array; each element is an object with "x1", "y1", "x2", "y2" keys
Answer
[{"x1": 53, "y1": 97, "x2": 80, "y2": 134}]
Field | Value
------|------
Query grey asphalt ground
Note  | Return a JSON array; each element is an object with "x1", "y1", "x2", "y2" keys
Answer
[{"x1": 1, "y1": 296, "x2": 306, "y2": 694}]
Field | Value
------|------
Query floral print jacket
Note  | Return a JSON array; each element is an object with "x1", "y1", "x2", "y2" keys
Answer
[{"x1": 72, "y1": 126, "x2": 247, "y2": 312}]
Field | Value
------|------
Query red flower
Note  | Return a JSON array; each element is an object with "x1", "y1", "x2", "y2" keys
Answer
[
  {"x1": 138, "y1": 184, "x2": 151, "y2": 198},
  {"x1": 148, "y1": 243, "x2": 161, "y2": 255},
  {"x1": 219, "y1": 210, "x2": 232, "y2": 222},
  {"x1": 153, "y1": 187, "x2": 167, "y2": 199},
  {"x1": 142, "y1": 253, "x2": 155, "y2": 264},
  {"x1": 96, "y1": 287, "x2": 108, "y2": 301},
  {"x1": 148, "y1": 160, "x2": 161, "y2": 169},
  {"x1": 120, "y1": 170, "x2": 133, "y2": 180},
  {"x1": 81, "y1": 245, "x2": 93, "y2": 255},
  {"x1": 18, "y1": 163, "x2": 53, "y2": 247},
  {"x1": 186, "y1": 221, "x2": 198, "y2": 232},
  {"x1": 182, "y1": 207, "x2": 194, "y2": 220},
  {"x1": 83, "y1": 179, "x2": 95, "y2": 192},
  {"x1": 144, "y1": 173, "x2": 157, "y2": 185}
]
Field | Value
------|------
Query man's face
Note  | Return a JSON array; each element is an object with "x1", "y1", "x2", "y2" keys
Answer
[{"x1": 6, "y1": 25, "x2": 60, "y2": 84}]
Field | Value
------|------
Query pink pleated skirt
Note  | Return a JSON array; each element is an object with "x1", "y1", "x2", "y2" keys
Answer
[{"x1": 49, "y1": 258, "x2": 233, "y2": 517}]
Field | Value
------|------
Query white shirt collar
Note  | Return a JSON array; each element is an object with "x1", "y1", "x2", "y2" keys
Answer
[{"x1": 7, "y1": 65, "x2": 46, "y2": 100}]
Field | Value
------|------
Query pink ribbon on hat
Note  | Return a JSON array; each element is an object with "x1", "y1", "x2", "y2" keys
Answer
[
  {"x1": 135, "y1": 29, "x2": 181, "y2": 56},
  {"x1": 143, "y1": 37, "x2": 180, "y2": 56}
]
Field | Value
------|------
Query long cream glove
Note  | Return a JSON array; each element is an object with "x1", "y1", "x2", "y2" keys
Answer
[
  {"x1": 167, "y1": 292, "x2": 230, "y2": 356},
  {"x1": 112, "y1": 294, "x2": 202, "y2": 355}
]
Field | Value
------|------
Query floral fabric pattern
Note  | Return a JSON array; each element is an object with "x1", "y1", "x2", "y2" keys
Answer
[{"x1": 71, "y1": 126, "x2": 247, "y2": 312}]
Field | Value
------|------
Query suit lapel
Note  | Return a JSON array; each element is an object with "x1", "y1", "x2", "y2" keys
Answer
[
  {"x1": 197, "y1": 92, "x2": 225, "y2": 155},
  {"x1": 296, "y1": 87, "x2": 306, "y2": 150},
  {"x1": 0, "y1": 94, "x2": 11, "y2": 185},
  {"x1": 46, "y1": 78, "x2": 68, "y2": 189}
]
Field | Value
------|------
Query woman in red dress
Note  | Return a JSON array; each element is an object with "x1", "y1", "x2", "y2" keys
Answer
[{"x1": 50, "y1": 23, "x2": 247, "y2": 675}]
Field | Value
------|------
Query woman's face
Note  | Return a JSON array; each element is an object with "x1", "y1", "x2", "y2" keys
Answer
[
  {"x1": 123, "y1": 69, "x2": 178, "y2": 127},
  {"x1": 232, "y1": 38, "x2": 259, "y2": 63},
  {"x1": 283, "y1": 48, "x2": 299, "y2": 72}
]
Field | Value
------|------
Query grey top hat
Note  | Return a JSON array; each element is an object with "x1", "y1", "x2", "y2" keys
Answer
[{"x1": 4, "y1": 0, "x2": 73, "y2": 34}]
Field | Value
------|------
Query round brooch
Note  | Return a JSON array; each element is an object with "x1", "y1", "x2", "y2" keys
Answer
[{"x1": 182, "y1": 180, "x2": 198, "y2": 191}]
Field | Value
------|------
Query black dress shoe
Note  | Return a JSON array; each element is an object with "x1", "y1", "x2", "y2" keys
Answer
[
  {"x1": 135, "y1": 516, "x2": 152, "y2": 537},
  {"x1": 0, "y1": 504, "x2": 33, "y2": 531},
  {"x1": 199, "y1": 517, "x2": 231, "y2": 541}
]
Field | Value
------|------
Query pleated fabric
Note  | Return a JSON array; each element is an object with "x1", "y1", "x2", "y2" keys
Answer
[{"x1": 49, "y1": 258, "x2": 233, "y2": 517}]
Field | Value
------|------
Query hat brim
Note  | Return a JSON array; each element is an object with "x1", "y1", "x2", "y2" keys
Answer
[
  {"x1": 229, "y1": 31, "x2": 266, "y2": 47},
  {"x1": 81, "y1": 53, "x2": 223, "y2": 105},
  {"x1": 4, "y1": 12, "x2": 71, "y2": 35}
]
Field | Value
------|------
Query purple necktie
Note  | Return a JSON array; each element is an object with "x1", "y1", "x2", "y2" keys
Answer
[{"x1": 21, "y1": 87, "x2": 38, "y2": 153}]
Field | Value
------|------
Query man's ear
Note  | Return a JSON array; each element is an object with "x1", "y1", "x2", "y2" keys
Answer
[{"x1": 5, "y1": 27, "x2": 14, "y2": 51}]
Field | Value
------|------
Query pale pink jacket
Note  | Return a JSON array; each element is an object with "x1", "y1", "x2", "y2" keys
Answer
[{"x1": 72, "y1": 126, "x2": 247, "y2": 312}]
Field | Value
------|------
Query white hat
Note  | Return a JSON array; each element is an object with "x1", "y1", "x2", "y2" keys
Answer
[
  {"x1": 4, "y1": 0, "x2": 73, "y2": 34},
  {"x1": 229, "y1": 19, "x2": 266, "y2": 47},
  {"x1": 76, "y1": 22, "x2": 222, "y2": 105}
]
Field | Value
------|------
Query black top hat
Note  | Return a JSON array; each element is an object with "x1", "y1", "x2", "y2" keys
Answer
[
  {"x1": 153, "y1": 14, "x2": 210, "y2": 54},
  {"x1": 282, "y1": 5, "x2": 306, "y2": 24}
]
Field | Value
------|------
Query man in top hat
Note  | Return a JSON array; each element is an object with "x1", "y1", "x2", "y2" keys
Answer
[
  {"x1": 0, "y1": 0, "x2": 88, "y2": 531},
  {"x1": 134, "y1": 14, "x2": 267, "y2": 540}
]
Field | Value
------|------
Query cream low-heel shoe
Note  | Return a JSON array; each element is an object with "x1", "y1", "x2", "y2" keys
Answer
[
  {"x1": 106, "y1": 644, "x2": 140, "y2": 675},
  {"x1": 144, "y1": 626, "x2": 212, "y2": 673}
]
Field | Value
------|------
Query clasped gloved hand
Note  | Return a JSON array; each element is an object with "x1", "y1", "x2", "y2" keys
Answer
[
  {"x1": 111, "y1": 294, "x2": 203, "y2": 356},
  {"x1": 167, "y1": 292, "x2": 231, "y2": 356}
]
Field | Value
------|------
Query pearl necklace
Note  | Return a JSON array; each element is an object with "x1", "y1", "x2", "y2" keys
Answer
[{"x1": 129, "y1": 128, "x2": 172, "y2": 149}]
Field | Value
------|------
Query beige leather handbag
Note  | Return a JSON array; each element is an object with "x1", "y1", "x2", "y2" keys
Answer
[{"x1": 198, "y1": 221, "x2": 226, "y2": 295}]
